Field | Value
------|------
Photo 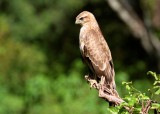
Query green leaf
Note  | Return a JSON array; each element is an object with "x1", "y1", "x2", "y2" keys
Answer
[
  {"x1": 122, "y1": 82, "x2": 126, "y2": 85},
  {"x1": 147, "y1": 71, "x2": 158, "y2": 80},
  {"x1": 126, "y1": 85, "x2": 131, "y2": 90},
  {"x1": 122, "y1": 81, "x2": 132, "y2": 85},
  {"x1": 153, "y1": 81, "x2": 160, "y2": 85},
  {"x1": 155, "y1": 89, "x2": 160, "y2": 95},
  {"x1": 141, "y1": 96, "x2": 150, "y2": 100},
  {"x1": 128, "y1": 97, "x2": 137, "y2": 107},
  {"x1": 151, "y1": 103, "x2": 160, "y2": 109},
  {"x1": 153, "y1": 86, "x2": 160, "y2": 89}
]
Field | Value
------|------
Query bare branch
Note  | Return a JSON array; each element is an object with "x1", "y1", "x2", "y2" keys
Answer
[{"x1": 141, "y1": 100, "x2": 152, "y2": 114}]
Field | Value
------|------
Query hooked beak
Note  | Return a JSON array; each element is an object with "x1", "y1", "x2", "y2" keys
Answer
[{"x1": 75, "y1": 19, "x2": 80, "y2": 24}]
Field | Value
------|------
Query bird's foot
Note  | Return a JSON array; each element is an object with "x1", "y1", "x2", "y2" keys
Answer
[{"x1": 85, "y1": 75, "x2": 98, "y2": 89}]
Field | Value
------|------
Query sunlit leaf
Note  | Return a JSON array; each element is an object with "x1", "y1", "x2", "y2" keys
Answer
[{"x1": 151, "y1": 103, "x2": 160, "y2": 109}]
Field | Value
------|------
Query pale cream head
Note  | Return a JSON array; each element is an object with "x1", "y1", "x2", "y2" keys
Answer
[{"x1": 75, "y1": 11, "x2": 97, "y2": 26}]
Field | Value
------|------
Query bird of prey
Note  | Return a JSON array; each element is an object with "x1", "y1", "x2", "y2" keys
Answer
[{"x1": 75, "y1": 11, "x2": 118, "y2": 96}]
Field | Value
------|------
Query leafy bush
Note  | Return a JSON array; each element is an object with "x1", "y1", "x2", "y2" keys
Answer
[{"x1": 108, "y1": 71, "x2": 160, "y2": 114}]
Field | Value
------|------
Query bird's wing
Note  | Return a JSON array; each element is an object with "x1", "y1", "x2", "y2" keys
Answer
[
  {"x1": 83, "y1": 29, "x2": 112, "y2": 71},
  {"x1": 81, "y1": 29, "x2": 115, "y2": 83}
]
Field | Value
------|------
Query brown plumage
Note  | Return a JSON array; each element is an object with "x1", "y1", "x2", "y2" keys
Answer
[{"x1": 75, "y1": 11, "x2": 117, "y2": 93}]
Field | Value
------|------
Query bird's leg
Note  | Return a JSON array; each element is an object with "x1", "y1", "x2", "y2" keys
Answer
[
  {"x1": 85, "y1": 75, "x2": 99, "y2": 89},
  {"x1": 98, "y1": 76, "x2": 113, "y2": 97},
  {"x1": 98, "y1": 76, "x2": 106, "y2": 97}
]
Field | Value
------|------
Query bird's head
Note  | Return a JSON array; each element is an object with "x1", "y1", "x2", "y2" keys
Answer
[{"x1": 75, "y1": 11, "x2": 96, "y2": 26}]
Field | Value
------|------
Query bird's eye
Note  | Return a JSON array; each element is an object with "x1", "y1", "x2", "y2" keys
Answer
[{"x1": 79, "y1": 17, "x2": 84, "y2": 20}]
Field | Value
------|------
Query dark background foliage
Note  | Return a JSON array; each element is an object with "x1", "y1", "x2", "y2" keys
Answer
[{"x1": 0, "y1": 0, "x2": 159, "y2": 114}]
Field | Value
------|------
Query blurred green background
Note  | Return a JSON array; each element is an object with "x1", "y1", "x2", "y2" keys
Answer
[{"x1": 0, "y1": 0, "x2": 159, "y2": 114}]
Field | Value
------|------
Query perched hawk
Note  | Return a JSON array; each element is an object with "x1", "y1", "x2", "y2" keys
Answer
[{"x1": 75, "y1": 11, "x2": 117, "y2": 95}]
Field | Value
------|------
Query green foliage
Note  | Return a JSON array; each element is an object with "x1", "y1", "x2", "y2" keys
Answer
[
  {"x1": 109, "y1": 71, "x2": 160, "y2": 114},
  {"x1": 148, "y1": 71, "x2": 160, "y2": 95}
]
